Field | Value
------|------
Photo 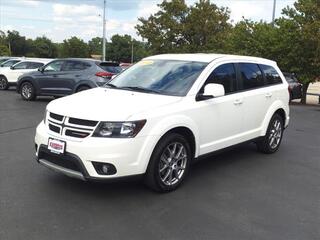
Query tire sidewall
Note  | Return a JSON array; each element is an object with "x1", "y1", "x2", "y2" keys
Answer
[
  {"x1": 147, "y1": 133, "x2": 192, "y2": 192},
  {"x1": 0, "y1": 76, "x2": 8, "y2": 90},
  {"x1": 265, "y1": 114, "x2": 284, "y2": 153},
  {"x1": 21, "y1": 82, "x2": 35, "y2": 101}
]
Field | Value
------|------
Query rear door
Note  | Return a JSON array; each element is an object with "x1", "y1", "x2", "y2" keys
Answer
[
  {"x1": 237, "y1": 63, "x2": 278, "y2": 137},
  {"x1": 60, "y1": 60, "x2": 92, "y2": 92}
]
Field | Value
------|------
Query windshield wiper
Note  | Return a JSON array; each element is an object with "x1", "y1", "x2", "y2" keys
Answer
[
  {"x1": 104, "y1": 83, "x2": 118, "y2": 89},
  {"x1": 120, "y1": 86, "x2": 161, "y2": 94}
]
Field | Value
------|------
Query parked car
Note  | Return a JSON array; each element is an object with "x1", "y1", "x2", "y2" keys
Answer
[
  {"x1": 0, "y1": 59, "x2": 51, "y2": 90},
  {"x1": 99, "y1": 61, "x2": 122, "y2": 78},
  {"x1": 0, "y1": 57, "x2": 13, "y2": 65},
  {"x1": 35, "y1": 54, "x2": 290, "y2": 192},
  {"x1": 0, "y1": 58, "x2": 22, "y2": 68},
  {"x1": 17, "y1": 59, "x2": 119, "y2": 100},
  {"x1": 120, "y1": 62, "x2": 132, "y2": 70},
  {"x1": 283, "y1": 72, "x2": 303, "y2": 100}
]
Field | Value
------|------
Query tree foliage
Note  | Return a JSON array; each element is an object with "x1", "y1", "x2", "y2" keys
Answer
[
  {"x1": 59, "y1": 37, "x2": 90, "y2": 58},
  {"x1": 136, "y1": 0, "x2": 231, "y2": 53}
]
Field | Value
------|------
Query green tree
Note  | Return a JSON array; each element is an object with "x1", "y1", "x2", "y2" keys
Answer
[
  {"x1": 107, "y1": 34, "x2": 149, "y2": 62},
  {"x1": 7, "y1": 30, "x2": 28, "y2": 56},
  {"x1": 136, "y1": 0, "x2": 231, "y2": 54},
  {"x1": 59, "y1": 37, "x2": 89, "y2": 58},
  {"x1": 277, "y1": 0, "x2": 320, "y2": 103},
  {"x1": 88, "y1": 37, "x2": 103, "y2": 56},
  {"x1": 27, "y1": 36, "x2": 57, "y2": 58}
]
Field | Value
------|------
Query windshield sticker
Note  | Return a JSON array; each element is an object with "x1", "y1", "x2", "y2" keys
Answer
[{"x1": 138, "y1": 60, "x2": 154, "y2": 66}]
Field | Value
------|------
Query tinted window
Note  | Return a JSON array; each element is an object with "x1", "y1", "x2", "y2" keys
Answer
[
  {"x1": 109, "y1": 60, "x2": 207, "y2": 96},
  {"x1": 27, "y1": 62, "x2": 44, "y2": 69},
  {"x1": 260, "y1": 64, "x2": 282, "y2": 85},
  {"x1": 62, "y1": 61, "x2": 91, "y2": 71},
  {"x1": 13, "y1": 62, "x2": 29, "y2": 69},
  {"x1": 239, "y1": 63, "x2": 264, "y2": 90},
  {"x1": 2, "y1": 60, "x2": 21, "y2": 67},
  {"x1": 44, "y1": 61, "x2": 64, "y2": 72},
  {"x1": 203, "y1": 63, "x2": 236, "y2": 94},
  {"x1": 102, "y1": 66, "x2": 122, "y2": 73}
]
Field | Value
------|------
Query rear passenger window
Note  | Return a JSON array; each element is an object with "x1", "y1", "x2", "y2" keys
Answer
[
  {"x1": 27, "y1": 62, "x2": 44, "y2": 69},
  {"x1": 62, "y1": 61, "x2": 91, "y2": 71},
  {"x1": 259, "y1": 64, "x2": 282, "y2": 85},
  {"x1": 203, "y1": 63, "x2": 236, "y2": 94},
  {"x1": 239, "y1": 63, "x2": 264, "y2": 90},
  {"x1": 13, "y1": 62, "x2": 29, "y2": 70}
]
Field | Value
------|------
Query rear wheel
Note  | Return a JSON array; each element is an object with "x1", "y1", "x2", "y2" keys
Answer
[
  {"x1": 21, "y1": 82, "x2": 36, "y2": 101},
  {"x1": 256, "y1": 113, "x2": 284, "y2": 154},
  {"x1": 76, "y1": 86, "x2": 90, "y2": 92},
  {"x1": 144, "y1": 133, "x2": 191, "y2": 192},
  {"x1": 0, "y1": 76, "x2": 9, "y2": 90}
]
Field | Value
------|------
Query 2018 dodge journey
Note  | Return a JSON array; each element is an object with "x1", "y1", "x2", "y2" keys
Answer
[{"x1": 35, "y1": 54, "x2": 290, "y2": 192}]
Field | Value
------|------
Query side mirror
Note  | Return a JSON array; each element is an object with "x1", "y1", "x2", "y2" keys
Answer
[
  {"x1": 38, "y1": 67, "x2": 44, "y2": 72},
  {"x1": 10, "y1": 66, "x2": 14, "y2": 70},
  {"x1": 197, "y1": 83, "x2": 225, "y2": 101}
]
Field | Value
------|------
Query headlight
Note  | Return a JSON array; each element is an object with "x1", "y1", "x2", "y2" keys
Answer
[{"x1": 92, "y1": 120, "x2": 146, "y2": 138}]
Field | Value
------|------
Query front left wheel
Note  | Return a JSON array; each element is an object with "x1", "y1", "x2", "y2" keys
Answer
[{"x1": 144, "y1": 133, "x2": 192, "y2": 192}]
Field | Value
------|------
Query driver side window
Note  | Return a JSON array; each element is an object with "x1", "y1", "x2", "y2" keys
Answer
[
  {"x1": 44, "y1": 61, "x2": 64, "y2": 72},
  {"x1": 200, "y1": 63, "x2": 237, "y2": 94}
]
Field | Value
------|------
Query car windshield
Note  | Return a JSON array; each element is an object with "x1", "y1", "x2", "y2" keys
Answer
[{"x1": 107, "y1": 60, "x2": 207, "y2": 96}]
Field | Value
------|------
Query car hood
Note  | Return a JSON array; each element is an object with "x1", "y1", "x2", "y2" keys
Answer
[{"x1": 47, "y1": 87, "x2": 182, "y2": 121}]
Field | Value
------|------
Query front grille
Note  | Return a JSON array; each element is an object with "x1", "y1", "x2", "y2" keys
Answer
[
  {"x1": 65, "y1": 129, "x2": 90, "y2": 138},
  {"x1": 69, "y1": 118, "x2": 98, "y2": 127},
  {"x1": 49, "y1": 124, "x2": 60, "y2": 133},
  {"x1": 50, "y1": 112, "x2": 64, "y2": 121},
  {"x1": 46, "y1": 112, "x2": 98, "y2": 139}
]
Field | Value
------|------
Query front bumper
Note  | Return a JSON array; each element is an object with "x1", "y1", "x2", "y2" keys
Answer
[{"x1": 35, "y1": 121, "x2": 157, "y2": 180}]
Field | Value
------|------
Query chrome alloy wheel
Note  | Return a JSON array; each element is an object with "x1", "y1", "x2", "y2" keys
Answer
[
  {"x1": 159, "y1": 142, "x2": 187, "y2": 186},
  {"x1": 22, "y1": 84, "x2": 32, "y2": 99},
  {"x1": 269, "y1": 119, "x2": 282, "y2": 149}
]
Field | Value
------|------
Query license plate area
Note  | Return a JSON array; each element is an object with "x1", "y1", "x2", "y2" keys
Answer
[{"x1": 48, "y1": 138, "x2": 66, "y2": 155}]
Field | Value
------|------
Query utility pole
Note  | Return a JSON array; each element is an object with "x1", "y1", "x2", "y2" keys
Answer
[
  {"x1": 131, "y1": 38, "x2": 134, "y2": 63},
  {"x1": 102, "y1": 0, "x2": 106, "y2": 61},
  {"x1": 272, "y1": 0, "x2": 276, "y2": 26}
]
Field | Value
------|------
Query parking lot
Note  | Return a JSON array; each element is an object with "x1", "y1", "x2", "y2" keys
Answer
[{"x1": 0, "y1": 89, "x2": 319, "y2": 240}]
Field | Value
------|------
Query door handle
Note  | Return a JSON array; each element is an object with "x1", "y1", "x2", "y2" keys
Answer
[
  {"x1": 265, "y1": 93, "x2": 272, "y2": 98},
  {"x1": 233, "y1": 99, "x2": 243, "y2": 105}
]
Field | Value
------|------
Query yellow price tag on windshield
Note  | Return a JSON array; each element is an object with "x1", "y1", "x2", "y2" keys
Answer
[{"x1": 138, "y1": 60, "x2": 154, "y2": 66}]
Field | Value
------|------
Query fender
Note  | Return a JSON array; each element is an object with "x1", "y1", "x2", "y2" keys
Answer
[
  {"x1": 136, "y1": 114, "x2": 200, "y2": 173},
  {"x1": 73, "y1": 80, "x2": 97, "y2": 93},
  {"x1": 260, "y1": 100, "x2": 288, "y2": 136}
]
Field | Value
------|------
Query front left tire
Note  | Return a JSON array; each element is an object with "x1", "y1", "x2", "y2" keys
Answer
[
  {"x1": 0, "y1": 76, "x2": 9, "y2": 90},
  {"x1": 144, "y1": 133, "x2": 192, "y2": 192}
]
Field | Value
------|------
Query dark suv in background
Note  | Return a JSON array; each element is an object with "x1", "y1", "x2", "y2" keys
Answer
[{"x1": 16, "y1": 58, "x2": 121, "y2": 100}]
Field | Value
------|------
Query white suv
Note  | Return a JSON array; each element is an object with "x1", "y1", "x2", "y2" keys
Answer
[
  {"x1": 0, "y1": 58, "x2": 52, "y2": 90},
  {"x1": 35, "y1": 54, "x2": 290, "y2": 192}
]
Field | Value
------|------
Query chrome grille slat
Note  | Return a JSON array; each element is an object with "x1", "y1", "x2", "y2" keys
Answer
[{"x1": 47, "y1": 112, "x2": 98, "y2": 139}]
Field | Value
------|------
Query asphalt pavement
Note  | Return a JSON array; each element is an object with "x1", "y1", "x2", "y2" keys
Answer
[{"x1": 0, "y1": 89, "x2": 319, "y2": 240}]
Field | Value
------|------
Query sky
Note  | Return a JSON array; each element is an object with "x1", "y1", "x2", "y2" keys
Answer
[{"x1": 0, "y1": 0, "x2": 296, "y2": 42}]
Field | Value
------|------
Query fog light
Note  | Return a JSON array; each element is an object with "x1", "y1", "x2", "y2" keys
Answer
[
  {"x1": 92, "y1": 162, "x2": 117, "y2": 175},
  {"x1": 102, "y1": 165, "x2": 109, "y2": 174}
]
